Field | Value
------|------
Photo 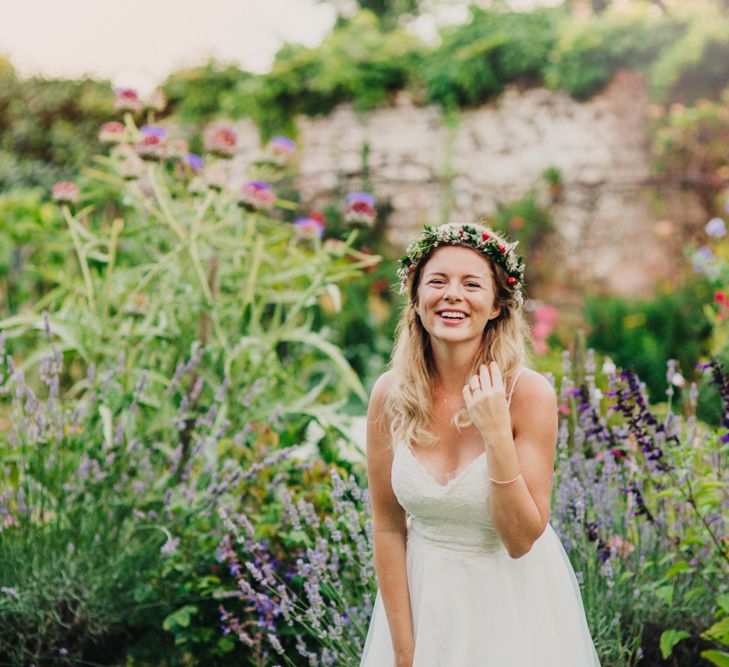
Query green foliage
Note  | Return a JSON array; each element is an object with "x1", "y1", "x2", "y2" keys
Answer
[
  {"x1": 0, "y1": 76, "x2": 113, "y2": 190},
  {"x1": 422, "y1": 7, "x2": 559, "y2": 109},
  {"x1": 583, "y1": 277, "x2": 713, "y2": 402},
  {"x1": 544, "y1": 6, "x2": 684, "y2": 100},
  {"x1": 223, "y1": 12, "x2": 421, "y2": 139},
  {"x1": 162, "y1": 60, "x2": 252, "y2": 124},
  {"x1": 0, "y1": 188, "x2": 66, "y2": 317},
  {"x1": 650, "y1": 88, "x2": 729, "y2": 202},
  {"x1": 490, "y1": 191, "x2": 554, "y2": 288},
  {"x1": 650, "y1": 4, "x2": 729, "y2": 101}
]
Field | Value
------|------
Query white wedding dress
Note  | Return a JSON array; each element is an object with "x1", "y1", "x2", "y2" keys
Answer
[{"x1": 360, "y1": 367, "x2": 601, "y2": 666}]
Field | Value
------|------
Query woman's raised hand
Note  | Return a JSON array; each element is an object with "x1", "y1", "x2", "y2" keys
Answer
[{"x1": 462, "y1": 362, "x2": 512, "y2": 444}]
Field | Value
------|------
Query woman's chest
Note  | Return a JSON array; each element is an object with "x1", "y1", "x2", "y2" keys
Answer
[{"x1": 410, "y1": 413, "x2": 484, "y2": 479}]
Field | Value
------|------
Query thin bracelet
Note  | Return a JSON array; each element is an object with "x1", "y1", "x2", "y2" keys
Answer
[{"x1": 489, "y1": 472, "x2": 522, "y2": 485}]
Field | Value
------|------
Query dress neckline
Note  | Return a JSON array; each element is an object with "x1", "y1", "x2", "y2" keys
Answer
[{"x1": 404, "y1": 444, "x2": 486, "y2": 489}]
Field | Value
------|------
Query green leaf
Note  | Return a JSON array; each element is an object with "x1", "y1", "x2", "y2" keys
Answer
[
  {"x1": 162, "y1": 604, "x2": 198, "y2": 631},
  {"x1": 218, "y1": 637, "x2": 236, "y2": 653},
  {"x1": 655, "y1": 583, "x2": 674, "y2": 606},
  {"x1": 718, "y1": 593, "x2": 729, "y2": 614},
  {"x1": 280, "y1": 329, "x2": 367, "y2": 402},
  {"x1": 702, "y1": 617, "x2": 729, "y2": 645},
  {"x1": 660, "y1": 629, "x2": 691, "y2": 659},
  {"x1": 701, "y1": 650, "x2": 729, "y2": 667},
  {"x1": 665, "y1": 560, "x2": 693, "y2": 578}
]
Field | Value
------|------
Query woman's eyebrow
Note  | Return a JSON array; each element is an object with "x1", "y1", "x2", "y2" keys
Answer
[{"x1": 426, "y1": 271, "x2": 485, "y2": 280}]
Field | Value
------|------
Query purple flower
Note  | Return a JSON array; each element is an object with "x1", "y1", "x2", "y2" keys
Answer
[
  {"x1": 186, "y1": 153, "x2": 203, "y2": 172},
  {"x1": 293, "y1": 215, "x2": 325, "y2": 240},
  {"x1": 161, "y1": 536, "x2": 180, "y2": 556},
  {"x1": 706, "y1": 217, "x2": 726, "y2": 238},
  {"x1": 140, "y1": 125, "x2": 167, "y2": 139},
  {"x1": 237, "y1": 180, "x2": 276, "y2": 212},
  {"x1": 261, "y1": 135, "x2": 296, "y2": 166}
]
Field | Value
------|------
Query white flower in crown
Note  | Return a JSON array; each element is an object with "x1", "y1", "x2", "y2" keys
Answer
[{"x1": 396, "y1": 222, "x2": 526, "y2": 305}]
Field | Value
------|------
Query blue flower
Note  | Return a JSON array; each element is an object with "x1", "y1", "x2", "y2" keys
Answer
[{"x1": 705, "y1": 217, "x2": 726, "y2": 238}]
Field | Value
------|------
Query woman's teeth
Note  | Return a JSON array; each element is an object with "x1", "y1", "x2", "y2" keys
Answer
[{"x1": 439, "y1": 312, "x2": 466, "y2": 320}]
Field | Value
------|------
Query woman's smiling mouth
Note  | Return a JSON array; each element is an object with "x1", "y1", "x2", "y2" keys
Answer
[{"x1": 437, "y1": 310, "x2": 468, "y2": 323}]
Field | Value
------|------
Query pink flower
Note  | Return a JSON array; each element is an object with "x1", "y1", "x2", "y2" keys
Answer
[
  {"x1": 135, "y1": 135, "x2": 165, "y2": 161},
  {"x1": 607, "y1": 534, "x2": 635, "y2": 559},
  {"x1": 345, "y1": 192, "x2": 377, "y2": 226},
  {"x1": 51, "y1": 182, "x2": 80, "y2": 205},
  {"x1": 99, "y1": 122, "x2": 126, "y2": 143},
  {"x1": 114, "y1": 87, "x2": 143, "y2": 113},
  {"x1": 262, "y1": 135, "x2": 296, "y2": 166},
  {"x1": 134, "y1": 126, "x2": 167, "y2": 161},
  {"x1": 203, "y1": 125, "x2": 237, "y2": 158},
  {"x1": 293, "y1": 215, "x2": 325, "y2": 240},
  {"x1": 237, "y1": 181, "x2": 275, "y2": 211}
]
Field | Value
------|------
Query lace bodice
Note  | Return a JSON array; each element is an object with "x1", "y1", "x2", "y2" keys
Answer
[
  {"x1": 392, "y1": 442, "x2": 507, "y2": 556},
  {"x1": 390, "y1": 366, "x2": 527, "y2": 558}
]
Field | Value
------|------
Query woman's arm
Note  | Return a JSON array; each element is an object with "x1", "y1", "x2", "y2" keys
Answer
[
  {"x1": 366, "y1": 371, "x2": 415, "y2": 666},
  {"x1": 484, "y1": 369, "x2": 558, "y2": 558}
]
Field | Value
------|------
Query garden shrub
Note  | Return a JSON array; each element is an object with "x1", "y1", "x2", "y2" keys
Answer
[
  {"x1": 583, "y1": 277, "x2": 713, "y2": 404},
  {"x1": 543, "y1": 6, "x2": 684, "y2": 100},
  {"x1": 422, "y1": 6, "x2": 559, "y2": 110}
]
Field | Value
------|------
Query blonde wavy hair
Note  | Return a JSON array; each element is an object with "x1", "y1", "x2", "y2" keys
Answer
[{"x1": 384, "y1": 222, "x2": 534, "y2": 451}]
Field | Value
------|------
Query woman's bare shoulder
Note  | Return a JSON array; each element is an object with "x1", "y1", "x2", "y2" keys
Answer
[
  {"x1": 369, "y1": 368, "x2": 396, "y2": 404},
  {"x1": 510, "y1": 367, "x2": 557, "y2": 417}
]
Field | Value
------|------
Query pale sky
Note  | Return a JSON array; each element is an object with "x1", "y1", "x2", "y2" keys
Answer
[
  {"x1": 0, "y1": 0, "x2": 338, "y2": 93},
  {"x1": 0, "y1": 0, "x2": 562, "y2": 93}
]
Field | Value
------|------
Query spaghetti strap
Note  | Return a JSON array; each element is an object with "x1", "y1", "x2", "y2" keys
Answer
[{"x1": 507, "y1": 365, "x2": 527, "y2": 407}]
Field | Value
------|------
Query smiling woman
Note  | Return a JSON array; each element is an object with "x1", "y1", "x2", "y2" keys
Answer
[{"x1": 360, "y1": 221, "x2": 601, "y2": 666}]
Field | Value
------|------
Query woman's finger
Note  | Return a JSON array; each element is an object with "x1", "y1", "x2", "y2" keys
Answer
[
  {"x1": 479, "y1": 363, "x2": 491, "y2": 390},
  {"x1": 469, "y1": 375, "x2": 480, "y2": 393},
  {"x1": 490, "y1": 361, "x2": 503, "y2": 390}
]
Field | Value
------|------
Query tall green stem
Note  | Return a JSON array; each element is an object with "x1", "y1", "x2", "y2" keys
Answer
[{"x1": 62, "y1": 205, "x2": 96, "y2": 312}]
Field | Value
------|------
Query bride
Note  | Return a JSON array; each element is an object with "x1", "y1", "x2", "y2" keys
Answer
[{"x1": 360, "y1": 222, "x2": 601, "y2": 666}]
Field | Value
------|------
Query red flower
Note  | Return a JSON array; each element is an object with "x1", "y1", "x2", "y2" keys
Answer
[
  {"x1": 498, "y1": 244, "x2": 506, "y2": 253},
  {"x1": 715, "y1": 291, "x2": 726, "y2": 304},
  {"x1": 507, "y1": 277, "x2": 517, "y2": 285},
  {"x1": 482, "y1": 233, "x2": 490, "y2": 240}
]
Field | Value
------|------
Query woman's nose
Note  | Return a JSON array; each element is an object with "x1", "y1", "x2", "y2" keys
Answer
[{"x1": 444, "y1": 282, "x2": 463, "y2": 300}]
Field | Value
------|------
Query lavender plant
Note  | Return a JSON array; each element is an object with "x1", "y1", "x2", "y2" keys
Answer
[
  {"x1": 551, "y1": 349, "x2": 728, "y2": 666},
  {"x1": 217, "y1": 466, "x2": 374, "y2": 666},
  {"x1": 217, "y1": 348, "x2": 728, "y2": 667}
]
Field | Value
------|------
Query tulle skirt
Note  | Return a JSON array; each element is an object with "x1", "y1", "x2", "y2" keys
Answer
[{"x1": 360, "y1": 523, "x2": 601, "y2": 666}]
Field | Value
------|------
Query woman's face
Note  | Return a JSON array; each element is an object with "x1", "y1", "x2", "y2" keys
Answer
[{"x1": 414, "y1": 245, "x2": 501, "y2": 344}]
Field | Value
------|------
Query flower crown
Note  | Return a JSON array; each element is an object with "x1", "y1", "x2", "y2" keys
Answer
[{"x1": 396, "y1": 222, "x2": 526, "y2": 307}]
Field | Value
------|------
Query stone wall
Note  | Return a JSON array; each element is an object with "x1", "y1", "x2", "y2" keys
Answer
[{"x1": 237, "y1": 70, "x2": 708, "y2": 301}]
